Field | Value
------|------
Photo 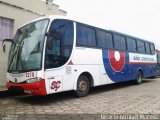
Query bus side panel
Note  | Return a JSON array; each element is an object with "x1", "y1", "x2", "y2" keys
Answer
[
  {"x1": 57, "y1": 65, "x2": 99, "y2": 91},
  {"x1": 72, "y1": 47, "x2": 112, "y2": 87},
  {"x1": 102, "y1": 49, "x2": 131, "y2": 83},
  {"x1": 129, "y1": 52, "x2": 157, "y2": 78},
  {"x1": 63, "y1": 47, "x2": 117, "y2": 91},
  {"x1": 72, "y1": 47, "x2": 100, "y2": 86},
  {"x1": 102, "y1": 49, "x2": 157, "y2": 83}
]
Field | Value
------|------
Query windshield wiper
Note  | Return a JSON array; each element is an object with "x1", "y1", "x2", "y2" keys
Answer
[
  {"x1": 16, "y1": 41, "x2": 24, "y2": 71},
  {"x1": 8, "y1": 40, "x2": 25, "y2": 72},
  {"x1": 8, "y1": 45, "x2": 19, "y2": 72}
]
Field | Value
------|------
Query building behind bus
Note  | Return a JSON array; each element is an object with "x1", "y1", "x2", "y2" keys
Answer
[{"x1": 0, "y1": 0, "x2": 66, "y2": 88}]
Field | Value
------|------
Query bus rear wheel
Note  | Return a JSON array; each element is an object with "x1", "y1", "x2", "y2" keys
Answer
[
  {"x1": 136, "y1": 71, "x2": 143, "y2": 85},
  {"x1": 75, "y1": 75, "x2": 90, "y2": 97}
]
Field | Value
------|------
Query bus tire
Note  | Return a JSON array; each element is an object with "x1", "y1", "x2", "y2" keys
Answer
[
  {"x1": 136, "y1": 71, "x2": 143, "y2": 85},
  {"x1": 75, "y1": 75, "x2": 90, "y2": 97}
]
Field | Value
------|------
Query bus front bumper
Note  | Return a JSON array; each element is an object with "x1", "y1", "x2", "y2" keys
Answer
[{"x1": 6, "y1": 79, "x2": 47, "y2": 96}]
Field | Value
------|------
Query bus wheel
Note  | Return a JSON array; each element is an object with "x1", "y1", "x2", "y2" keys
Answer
[
  {"x1": 75, "y1": 75, "x2": 90, "y2": 97},
  {"x1": 136, "y1": 71, "x2": 143, "y2": 85}
]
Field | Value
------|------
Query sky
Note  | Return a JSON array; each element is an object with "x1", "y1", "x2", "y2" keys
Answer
[{"x1": 54, "y1": 0, "x2": 160, "y2": 49}]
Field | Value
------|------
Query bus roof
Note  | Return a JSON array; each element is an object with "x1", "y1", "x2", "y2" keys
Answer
[
  {"x1": 18, "y1": 15, "x2": 109, "y2": 31},
  {"x1": 18, "y1": 15, "x2": 154, "y2": 44},
  {"x1": 18, "y1": 15, "x2": 67, "y2": 29},
  {"x1": 109, "y1": 30, "x2": 154, "y2": 44}
]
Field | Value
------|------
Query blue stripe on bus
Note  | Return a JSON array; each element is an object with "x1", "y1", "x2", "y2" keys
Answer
[{"x1": 102, "y1": 49, "x2": 157, "y2": 83}]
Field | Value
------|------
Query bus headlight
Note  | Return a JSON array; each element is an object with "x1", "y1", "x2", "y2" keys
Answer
[{"x1": 26, "y1": 77, "x2": 41, "y2": 83}]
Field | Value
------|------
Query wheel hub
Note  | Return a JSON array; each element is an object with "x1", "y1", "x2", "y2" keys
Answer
[{"x1": 78, "y1": 81, "x2": 87, "y2": 92}]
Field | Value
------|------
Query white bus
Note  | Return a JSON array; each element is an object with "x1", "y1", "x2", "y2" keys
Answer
[{"x1": 3, "y1": 16, "x2": 157, "y2": 97}]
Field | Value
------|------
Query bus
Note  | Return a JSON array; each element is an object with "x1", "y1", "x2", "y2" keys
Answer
[
  {"x1": 156, "y1": 49, "x2": 160, "y2": 76},
  {"x1": 2, "y1": 16, "x2": 157, "y2": 97}
]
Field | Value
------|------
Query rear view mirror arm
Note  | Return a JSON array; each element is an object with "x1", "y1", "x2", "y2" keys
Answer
[
  {"x1": 2, "y1": 39, "x2": 15, "y2": 53},
  {"x1": 2, "y1": 39, "x2": 14, "y2": 45}
]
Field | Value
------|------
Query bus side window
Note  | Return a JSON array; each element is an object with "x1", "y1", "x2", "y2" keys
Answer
[
  {"x1": 126, "y1": 37, "x2": 137, "y2": 52},
  {"x1": 77, "y1": 24, "x2": 96, "y2": 47},
  {"x1": 150, "y1": 43, "x2": 155, "y2": 54},
  {"x1": 137, "y1": 40, "x2": 145, "y2": 53},
  {"x1": 145, "y1": 42, "x2": 151, "y2": 54},
  {"x1": 96, "y1": 30, "x2": 113, "y2": 49},
  {"x1": 45, "y1": 20, "x2": 73, "y2": 68},
  {"x1": 46, "y1": 37, "x2": 53, "y2": 50},
  {"x1": 96, "y1": 30, "x2": 106, "y2": 48},
  {"x1": 113, "y1": 34, "x2": 126, "y2": 51},
  {"x1": 106, "y1": 32, "x2": 113, "y2": 49}
]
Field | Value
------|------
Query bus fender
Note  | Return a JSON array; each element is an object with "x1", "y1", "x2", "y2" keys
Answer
[{"x1": 137, "y1": 68, "x2": 143, "y2": 77}]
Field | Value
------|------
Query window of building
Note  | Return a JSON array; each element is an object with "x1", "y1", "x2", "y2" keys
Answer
[
  {"x1": 0, "y1": 17, "x2": 14, "y2": 40},
  {"x1": 126, "y1": 37, "x2": 137, "y2": 52},
  {"x1": 137, "y1": 40, "x2": 145, "y2": 53},
  {"x1": 77, "y1": 24, "x2": 96, "y2": 47},
  {"x1": 113, "y1": 34, "x2": 126, "y2": 50}
]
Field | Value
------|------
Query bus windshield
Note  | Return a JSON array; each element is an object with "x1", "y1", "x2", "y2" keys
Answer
[{"x1": 8, "y1": 19, "x2": 49, "y2": 73}]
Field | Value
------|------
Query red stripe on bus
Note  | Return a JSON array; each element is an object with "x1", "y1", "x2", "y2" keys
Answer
[{"x1": 129, "y1": 62, "x2": 157, "y2": 64}]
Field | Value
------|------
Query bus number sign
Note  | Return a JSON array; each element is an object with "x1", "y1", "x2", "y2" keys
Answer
[{"x1": 26, "y1": 72, "x2": 35, "y2": 78}]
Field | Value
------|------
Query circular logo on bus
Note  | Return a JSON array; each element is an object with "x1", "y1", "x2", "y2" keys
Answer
[{"x1": 108, "y1": 50, "x2": 125, "y2": 72}]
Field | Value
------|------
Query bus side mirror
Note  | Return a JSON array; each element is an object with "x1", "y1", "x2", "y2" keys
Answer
[
  {"x1": 3, "y1": 44, "x2": 6, "y2": 53},
  {"x1": 2, "y1": 39, "x2": 14, "y2": 53}
]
